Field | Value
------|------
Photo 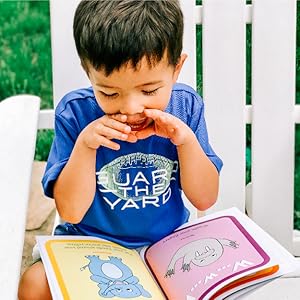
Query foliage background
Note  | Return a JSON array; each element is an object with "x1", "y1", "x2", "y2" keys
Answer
[{"x1": 1, "y1": 0, "x2": 300, "y2": 227}]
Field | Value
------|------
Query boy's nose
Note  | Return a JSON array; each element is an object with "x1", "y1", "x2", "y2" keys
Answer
[{"x1": 120, "y1": 98, "x2": 144, "y2": 115}]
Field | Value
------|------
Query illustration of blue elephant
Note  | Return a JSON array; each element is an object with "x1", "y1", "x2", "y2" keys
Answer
[{"x1": 81, "y1": 255, "x2": 151, "y2": 298}]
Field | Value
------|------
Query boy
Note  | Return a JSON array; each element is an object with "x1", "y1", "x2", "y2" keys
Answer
[{"x1": 18, "y1": 0, "x2": 222, "y2": 299}]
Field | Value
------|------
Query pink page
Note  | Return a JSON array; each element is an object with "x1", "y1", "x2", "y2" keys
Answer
[{"x1": 145, "y1": 216, "x2": 270, "y2": 300}]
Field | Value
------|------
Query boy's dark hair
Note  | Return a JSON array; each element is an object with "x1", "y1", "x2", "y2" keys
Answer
[{"x1": 73, "y1": 0, "x2": 183, "y2": 75}]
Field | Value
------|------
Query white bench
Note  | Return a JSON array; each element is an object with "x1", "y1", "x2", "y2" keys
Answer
[
  {"x1": 0, "y1": 95, "x2": 40, "y2": 299},
  {"x1": 39, "y1": 0, "x2": 298, "y2": 257}
]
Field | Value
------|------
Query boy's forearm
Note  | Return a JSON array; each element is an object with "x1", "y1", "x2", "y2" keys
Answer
[
  {"x1": 177, "y1": 137, "x2": 219, "y2": 211},
  {"x1": 53, "y1": 140, "x2": 97, "y2": 223}
]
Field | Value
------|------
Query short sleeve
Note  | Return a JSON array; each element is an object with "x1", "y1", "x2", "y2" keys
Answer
[
  {"x1": 189, "y1": 94, "x2": 223, "y2": 173},
  {"x1": 42, "y1": 114, "x2": 78, "y2": 198}
]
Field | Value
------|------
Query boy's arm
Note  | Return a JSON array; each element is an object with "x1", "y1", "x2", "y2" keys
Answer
[
  {"x1": 136, "y1": 109, "x2": 219, "y2": 211},
  {"x1": 53, "y1": 141, "x2": 96, "y2": 223},
  {"x1": 53, "y1": 114, "x2": 137, "y2": 223},
  {"x1": 176, "y1": 135, "x2": 219, "y2": 210}
]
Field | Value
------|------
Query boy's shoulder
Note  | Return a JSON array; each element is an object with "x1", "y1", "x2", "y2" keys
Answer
[
  {"x1": 55, "y1": 86, "x2": 95, "y2": 115},
  {"x1": 172, "y1": 83, "x2": 202, "y2": 101},
  {"x1": 171, "y1": 83, "x2": 203, "y2": 107},
  {"x1": 172, "y1": 82, "x2": 196, "y2": 93}
]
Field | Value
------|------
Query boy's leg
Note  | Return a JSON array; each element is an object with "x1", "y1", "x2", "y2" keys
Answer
[{"x1": 18, "y1": 261, "x2": 52, "y2": 300}]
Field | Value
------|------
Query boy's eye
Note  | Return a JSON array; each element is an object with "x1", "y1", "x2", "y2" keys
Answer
[
  {"x1": 142, "y1": 88, "x2": 159, "y2": 96},
  {"x1": 100, "y1": 91, "x2": 118, "y2": 99}
]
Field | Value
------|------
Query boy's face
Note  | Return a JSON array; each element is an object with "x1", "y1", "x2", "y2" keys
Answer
[{"x1": 87, "y1": 53, "x2": 186, "y2": 131}]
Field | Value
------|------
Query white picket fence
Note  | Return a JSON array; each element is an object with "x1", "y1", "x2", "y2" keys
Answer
[{"x1": 39, "y1": 0, "x2": 299, "y2": 255}]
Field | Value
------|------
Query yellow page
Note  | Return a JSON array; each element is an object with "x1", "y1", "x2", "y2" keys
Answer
[{"x1": 44, "y1": 238, "x2": 165, "y2": 300}]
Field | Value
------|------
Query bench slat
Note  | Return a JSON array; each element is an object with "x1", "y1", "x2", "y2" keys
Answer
[{"x1": 0, "y1": 95, "x2": 40, "y2": 298}]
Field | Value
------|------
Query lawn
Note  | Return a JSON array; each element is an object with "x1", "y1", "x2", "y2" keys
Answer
[{"x1": 1, "y1": 0, "x2": 300, "y2": 228}]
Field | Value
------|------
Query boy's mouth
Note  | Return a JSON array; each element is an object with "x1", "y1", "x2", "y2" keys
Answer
[{"x1": 126, "y1": 118, "x2": 152, "y2": 131}]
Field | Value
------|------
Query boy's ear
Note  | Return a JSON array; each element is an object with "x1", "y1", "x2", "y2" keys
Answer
[{"x1": 173, "y1": 53, "x2": 188, "y2": 82}]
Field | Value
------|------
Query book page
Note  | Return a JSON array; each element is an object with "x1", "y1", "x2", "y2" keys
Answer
[
  {"x1": 145, "y1": 215, "x2": 270, "y2": 300},
  {"x1": 37, "y1": 236, "x2": 165, "y2": 300}
]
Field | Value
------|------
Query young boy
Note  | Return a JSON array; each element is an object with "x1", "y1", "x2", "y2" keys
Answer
[{"x1": 18, "y1": 0, "x2": 222, "y2": 298}]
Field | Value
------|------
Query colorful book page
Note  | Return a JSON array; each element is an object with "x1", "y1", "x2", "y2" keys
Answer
[
  {"x1": 45, "y1": 239, "x2": 165, "y2": 300},
  {"x1": 145, "y1": 216, "x2": 270, "y2": 300}
]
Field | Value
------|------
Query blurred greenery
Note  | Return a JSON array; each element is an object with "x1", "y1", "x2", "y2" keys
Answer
[
  {"x1": 0, "y1": 0, "x2": 52, "y2": 108},
  {"x1": 0, "y1": 0, "x2": 54, "y2": 161},
  {"x1": 1, "y1": 0, "x2": 300, "y2": 228}
]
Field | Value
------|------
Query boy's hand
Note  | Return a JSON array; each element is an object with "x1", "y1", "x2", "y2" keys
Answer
[
  {"x1": 136, "y1": 109, "x2": 194, "y2": 146},
  {"x1": 78, "y1": 114, "x2": 137, "y2": 150}
]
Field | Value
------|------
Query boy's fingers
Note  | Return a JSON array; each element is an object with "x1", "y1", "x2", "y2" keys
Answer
[
  {"x1": 95, "y1": 123, "x2": 129, "y2": 141},
  {"x1": 126, "y1": 133, "x2": 138, "y2": 143},
  {"x1": 143, "y1": 109, "x2": 164, "y2": 119},
  {"x1": 109, "y1": 113, "x2": 127, "y2": 123},
  {"x1": 97, "y1": 117, "x2": 131, "y2": 134},
  {"x1": 145, "y1": 109, "x2": 176, "y2": 126},
  {"x1": 94, "y1": 135, "x2": 120, "y2": 150}
]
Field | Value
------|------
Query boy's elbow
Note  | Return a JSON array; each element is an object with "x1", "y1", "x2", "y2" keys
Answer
[
  {"x1": 187, "y1": 192, "x2": 218, "y2": 211},
  {"x1": 62, "y1": 214, "x2": 83, "y2": 224},
  {"x1": 197, "y1": 196, "x2": 217, "y2": 211},
  {"x1": 56, "y1": 206, "x2": 85, "y2": 224}
]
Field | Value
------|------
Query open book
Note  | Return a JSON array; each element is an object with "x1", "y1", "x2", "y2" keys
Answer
[{"x1": 36, "y1": 208, "x2": 298, "y2": 300}]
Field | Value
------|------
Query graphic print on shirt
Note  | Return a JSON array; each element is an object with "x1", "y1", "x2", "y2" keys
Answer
[{"x1": 96, "y1": 152, "x2": 179, "y2": 211}]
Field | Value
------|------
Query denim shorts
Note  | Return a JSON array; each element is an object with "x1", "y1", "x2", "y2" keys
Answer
[{"x1": 53, "y1": 222, "x2": 83, "y2": 236}]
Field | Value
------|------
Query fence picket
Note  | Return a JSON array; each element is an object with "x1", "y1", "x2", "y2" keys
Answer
[
  {"x1": 251, "y1": 0, "x2": 296, "y2": 253},
  {"x1": 202, "y1": 0, "x2": 246, "y2": 212}
]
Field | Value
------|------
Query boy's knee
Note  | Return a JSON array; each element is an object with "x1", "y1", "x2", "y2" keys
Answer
[{"x1": 18, "y1": 261, "x2": 52, "y2": 300}]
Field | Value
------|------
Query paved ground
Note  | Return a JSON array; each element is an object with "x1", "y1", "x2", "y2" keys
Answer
[{"x1": 20, "y1": 162, "x2": 56, "y2": 276}]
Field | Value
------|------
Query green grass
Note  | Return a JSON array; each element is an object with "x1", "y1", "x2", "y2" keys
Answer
[
  {"x1": 0, "y1": 0, "x2": 54, "y2": 161},
  {"x1": 1, "y1": 0, "x2": 300, "y2": 228},
  {"x1": 0, "y1": 0, "x2": 52, "y2": 108}
]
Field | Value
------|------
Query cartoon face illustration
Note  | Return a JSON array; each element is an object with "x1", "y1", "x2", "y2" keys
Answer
[
  {"x1": 165, "y1": 238, "x2": 239, "y2": 277},
  {"x1": 81, "y1": 255, "x2": 151, "y2": 298},
  {"x1": 102, "y1": 282, "x2": 149, "y2": 298}
]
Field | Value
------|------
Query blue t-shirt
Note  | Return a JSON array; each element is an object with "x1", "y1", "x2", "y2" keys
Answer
[{"x1": 42, "y1": 83, "x2": 222, "y2": 248}]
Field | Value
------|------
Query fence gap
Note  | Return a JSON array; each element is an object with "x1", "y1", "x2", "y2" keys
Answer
[{"x1": 196, "y1": 24, "x2": 203, "y2": 95}]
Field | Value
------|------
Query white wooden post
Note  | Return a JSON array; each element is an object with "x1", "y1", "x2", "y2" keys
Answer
[
  {"x1": 0, "y1": 95, "x2": 40, "y2": 299},
  {"x1": 202, "y1": 0, "x2": 246, "y2": 212},
  {"x1": 178, "y1": 0, "x2": 196, "y2": 88},
  {"x1": 49, "y1": 0, "x2": 88, "y2": 106},
  {"x1": 251, "y1": 0, "x2": 296, "y2": 253}
]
